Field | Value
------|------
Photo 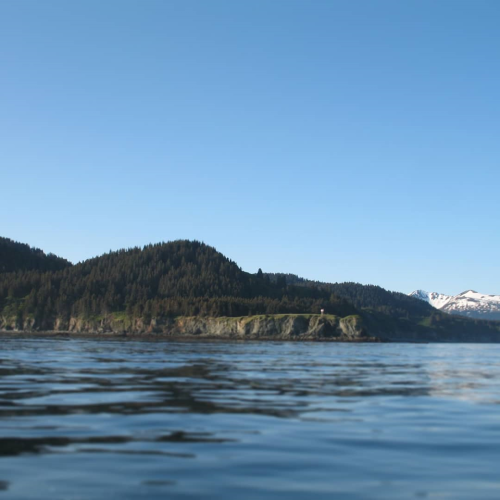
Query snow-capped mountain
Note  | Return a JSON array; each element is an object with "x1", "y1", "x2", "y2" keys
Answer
[
  {"x1": 409, "y1": 290, "x2": 500, "y2": 321},
  {"x1": 410, "y1": 290, "x2": 453, "y2": 310}
]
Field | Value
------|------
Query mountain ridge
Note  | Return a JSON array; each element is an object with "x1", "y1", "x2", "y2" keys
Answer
[{"x1": 409, "y1": 289, "x2": 500, "y2": 321}]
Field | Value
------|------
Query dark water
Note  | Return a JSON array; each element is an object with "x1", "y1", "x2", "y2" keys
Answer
[{"x1": 1, "y1": 338, "x2": 500, "y2": 499}]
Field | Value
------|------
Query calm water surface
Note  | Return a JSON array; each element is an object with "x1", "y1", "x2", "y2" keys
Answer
[{"x1": 1, "y1": 338, "x2": 500, "y2": 499}]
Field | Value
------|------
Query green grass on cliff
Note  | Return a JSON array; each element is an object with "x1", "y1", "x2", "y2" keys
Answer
[
  {"x1": 83, "y1": 311, "x2": 133, "y2": 329},
  {"x1": 340, "y1": 314, "x2": 363, "y2": 322},
  {"x1": 175, "y1": 313, "x2": 343, "y2": 323}
]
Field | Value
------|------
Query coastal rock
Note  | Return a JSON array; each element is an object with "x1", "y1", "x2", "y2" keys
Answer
[{"x1": 0, "y1": 313, "x2": 374, "y2": 341}]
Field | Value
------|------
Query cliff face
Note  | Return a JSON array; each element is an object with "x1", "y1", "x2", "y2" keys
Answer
[
  {"x1": 168, "y1": 315, "x2": 371, "y2": 340},
  {"x1": 0, "y1": 313, "x2": 375, "y2": 341},
  {"x1": 4, "y1": 312, "x2": 499, "y2": 342}
]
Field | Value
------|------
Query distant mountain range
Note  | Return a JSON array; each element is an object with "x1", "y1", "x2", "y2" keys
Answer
[{"x1": 409, "y1": 290, "x2": 500, "y2": 321}]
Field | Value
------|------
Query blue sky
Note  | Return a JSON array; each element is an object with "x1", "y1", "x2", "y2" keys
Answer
[{"x1": 1, "y1": 0, "x2": 499, "y2": 295}]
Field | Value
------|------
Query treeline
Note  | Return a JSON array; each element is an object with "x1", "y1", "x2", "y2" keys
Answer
[
  {"x1": 0, "y1": 240, "x2": 357, "y2": 327},
  {"x1": 0, "y1": 237, "x2": 71, "y2": 273}
]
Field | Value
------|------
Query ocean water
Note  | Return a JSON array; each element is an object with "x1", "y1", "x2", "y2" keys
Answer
[{"x1": 1, "y1": 337, "x2": 500, "y2": 499}]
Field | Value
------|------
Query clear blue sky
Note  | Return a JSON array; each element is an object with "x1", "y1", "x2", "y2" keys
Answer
[{"x1": 1, "y1": 0, "x2": 499, "y2": 295}]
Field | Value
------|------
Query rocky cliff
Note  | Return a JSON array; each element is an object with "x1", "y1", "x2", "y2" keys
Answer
[
  {"x1": 0, "y1": 313, "x2": 377, "y2": 341},
  {"x1": 3, "y1": 312, "x2": 499, "y2": 342}
]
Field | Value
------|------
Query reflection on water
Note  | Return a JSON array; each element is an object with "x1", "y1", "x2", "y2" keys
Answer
[{"x1": 1, "y1": 338, "x2": 500, "y2": 499}]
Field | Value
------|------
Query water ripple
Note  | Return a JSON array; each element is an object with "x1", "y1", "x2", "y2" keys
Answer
[{"x1": 1, "y1": 338, "x2": 500, "y2": 499}]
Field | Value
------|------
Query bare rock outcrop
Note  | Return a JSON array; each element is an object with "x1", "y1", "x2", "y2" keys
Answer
[{"x1": 0, "y1": 313, "x2": 375, "y2": 341}]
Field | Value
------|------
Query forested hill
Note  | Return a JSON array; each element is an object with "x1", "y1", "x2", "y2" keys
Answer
[
  {"x1": 265, "y1": 273, "x2": 434, "y2": 319},
  {"x1": 0, "y1": 237, "x2": 71, "y2": 274},
  {"x1": 1, "y1": 237, "x2": 499, "y2": 340},
  {"x1": 0, "y1": 240, "x2": 356, "y2": 329}
]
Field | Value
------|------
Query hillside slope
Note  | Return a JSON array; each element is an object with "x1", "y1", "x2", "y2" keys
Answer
[{"x1": 266, "y1": 273, "x2": 435, "y2": 319}]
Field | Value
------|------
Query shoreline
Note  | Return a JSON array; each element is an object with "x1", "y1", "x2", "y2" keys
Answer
[{"x1": 0, "y1": 329, "x2": 383, "y2": 343}]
